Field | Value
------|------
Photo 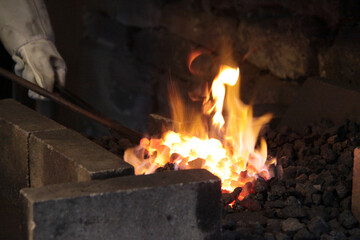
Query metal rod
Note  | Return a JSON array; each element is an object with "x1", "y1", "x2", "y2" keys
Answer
[
  {"x1": 0, "y1": 67, "x2": 143, "y2": 144},
  {"x1": 54, "y1": 84, "x2": 106, "y2": 117}
]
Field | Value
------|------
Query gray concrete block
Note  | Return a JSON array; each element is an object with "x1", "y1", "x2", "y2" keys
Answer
[
  {"x1": 352, "y1": 147, "x2": 360, "y2": 222},
  {"x1": 0, "y1": 99, "x2": 66, "y2": 239},
  {"x1": 0, "y1": 99, "x2": 134, "y2": 239},
  {"x1": 279, "y1": 77, "x2": 360, "y2": 132},
  {"x1": 21, "y1": 169, "x2": 221, "y2": 240},
  {"x1": 0, "y1": 98, "x2": 66, "y2": 135},
  {"x1": 29, "y1": 128, "x2": 134, "y2": 187}
]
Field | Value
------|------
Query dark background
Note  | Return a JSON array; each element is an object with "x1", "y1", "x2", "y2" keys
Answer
[{"x1": 1, "y1": 0, "x2": 360, "y2": 136}]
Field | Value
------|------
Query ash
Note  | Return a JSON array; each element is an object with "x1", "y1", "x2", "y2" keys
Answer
[{"x1": 89, "y1": 119, "x2": 360, "y2": 240}]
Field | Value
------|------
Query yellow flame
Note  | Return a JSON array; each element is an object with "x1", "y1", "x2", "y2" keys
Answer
[
  {"x1": 124, "y1": 61, "x2": 275, "y2": 197},
  {"x1": 205, "y1": 65, "x2": 239, "y2": 129}
]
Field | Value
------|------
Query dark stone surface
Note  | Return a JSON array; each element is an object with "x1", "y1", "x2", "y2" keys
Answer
[
  {"x1": 293, "y1": 228, "x2": 315, "y2": 240},
  {"x1": 221, "y1": 0, "x2": 342, "y2": 27},
  {"x1": 307, "y1": 216, "x2": 330, "y2": 237},
  {"x1": 112, "y1": 0, "x2": 162, "y2": 28},
  {"x1": 268, "y1": 184, "x2": 286, "y2": 201},
  {"x1": 46, "y1": 0, "x2": 360, "y2": 138},
  {"x1": 281, "y1": 218, "x2": 304, "y2": 234},
  {"x1": 339, "y1": 150, "x2": 353, "y2": 168},
  {"x1": 319, "y1": 25, "x2": 360, "y2": 87},
  {"x1": 339, "y1": 210, "x2": 359, "y2": 229},
  {"x1": 266, "y1": 218, "x2": 281, "y2": 233},
  {"x1": 325, "y1": 231, "x2": 347, "y2": 240},
  {"x1": 277, "y1": 206, "x2": 307, "y2": 219},
  {"x1": 76, "y1": 38, "x2": 154, "y2": 134},
  {"x1": 133, "y1": 28, "x2": 195, "y2": 81},
  {"x1": 239, "y1": 62, "x2": 300, "y2": 118},
  {"x1": 279, "y1": 77, "x2": 360, "y2": 132},
  {"x1": 312, "y1": 193, "x2": 322, "y2": 205},
  {"x1": 237, "y1": 17, "x2": 322, "y2": 79},
  {"x1": 214, "y1": 119, "x2": 360, "y2": 239},
  {"x1": 264, "y1": 232, "x2": 275, "y2": 240},
  {"x1": 21, "y1": 169, "x2": 222, "y2": 240},
  {"x1": 336, "y1": 183, "x2": 350, "y2": 199},
  {"x1": 320, "y1": 144, "x2": 337, "y2": 164},
  {"x1": 275, "y1": 232, "x2": 291, "y2": 240},
  {"x1": 84, "y1": 12, "x2": 129, "y2": 53},
  {"x1": 161, "y1": 1, "x2": 237, "y2": 51}
]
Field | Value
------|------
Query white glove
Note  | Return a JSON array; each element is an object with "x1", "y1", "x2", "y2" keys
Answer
[
  {"x1": 12, "y1": 39, "x2": 66, "y2": 99},
  {"x1": 0, "y1": 0, "x2": 66, "y2": 100}
]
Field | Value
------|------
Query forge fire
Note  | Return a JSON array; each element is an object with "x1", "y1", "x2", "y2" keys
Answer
[{"x1": 124, "y1": 52, "x2": 276, "y2": 200}]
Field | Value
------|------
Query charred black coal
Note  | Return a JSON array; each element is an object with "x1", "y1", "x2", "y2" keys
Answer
[
  {"x1": 221, "y1": 120, "x2": 360, "y2": 240},
  {"x1": 89, "y1": 119, "x2": 360, "y2": 239}
]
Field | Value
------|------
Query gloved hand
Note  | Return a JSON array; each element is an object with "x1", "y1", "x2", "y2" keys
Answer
[
  {"x1": 0, "y1": 0, "x2": 66, "y2": 100},
  {"x1": 12, "y1": 39, "x2": 66, "y2": 99}
]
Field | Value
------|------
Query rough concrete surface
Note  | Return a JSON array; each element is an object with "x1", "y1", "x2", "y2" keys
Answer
[
  {"x1": 29, "y1": 128, "x2": 133, "y2": 187},
  {"x1": 0, "y1": 99, "x2": 65, "y2": 239},
  {"x1": 21, "y1": 169, "x2": 222, "y2": 240},
  {"x1": 0, "y1": 99, "x2": 134, "y2": 239}
]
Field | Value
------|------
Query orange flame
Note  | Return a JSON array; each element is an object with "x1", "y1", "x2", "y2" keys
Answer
[
  {"x1": 205, "y1": 65, "x2": 239, "y2": 129},
  {"x1": 124, "y1": 53, "x2": 276, "y2": 199}
]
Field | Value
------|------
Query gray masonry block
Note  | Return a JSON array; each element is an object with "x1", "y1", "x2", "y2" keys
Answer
[
  {"x1": 353, "y1": 147, "x2": 360, "y2": 222},
  {"x1": 29, "y1": 128, "x2": 134, "y2": 187},
  {"x1": 0, "y1": 99, "x2": 66, "y2": 239},
  {"x1": 0, "y1": 99, "x2": 66, "y2": 197},
  {"x1": 0, "y1": 98, "x2": 134, "y2": 239},
  {"x1": 21, "y1": 169, "x2": 222, "y2": 240}
]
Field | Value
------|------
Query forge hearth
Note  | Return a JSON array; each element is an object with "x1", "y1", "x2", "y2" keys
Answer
[
  {"x1": 2, "y1": 81, "x2": 360, "y2": 239},
  {"x1": 1, "y1": 1, "x2": 360, "y2": 239},
  {"x1": 95, "y1": 117, "x2": 360, "y2": 239},
  {"x1": 0, "y1": 99, "x2": 222, "y2": 240},
  {"x1": 89, "y1": 77, "x2": 360, "y2": 239}
]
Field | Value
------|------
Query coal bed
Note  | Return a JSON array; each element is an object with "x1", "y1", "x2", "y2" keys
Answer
[{"x1": 90, "y1": 119, "x2": 360, "y2": 240}]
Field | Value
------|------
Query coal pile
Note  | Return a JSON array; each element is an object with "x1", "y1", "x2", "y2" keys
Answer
[
  {"x1": 222, "y1": 120, "x2": 360, "y2": 240},
  {"x1": 89, "y1": 119, "x2": 360, "y2": 240}
]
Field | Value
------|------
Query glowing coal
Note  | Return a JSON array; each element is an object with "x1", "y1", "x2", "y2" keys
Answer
[{"x1": 124, "y1": 52, "x2": 276, "y2": 200}]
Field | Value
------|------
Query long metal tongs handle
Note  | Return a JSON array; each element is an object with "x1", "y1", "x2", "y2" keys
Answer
[
  {"x1": 54, "y1": 84, "x2": 106, "y2": 117},
  {"x1": 0, "y1": 67, "x2": 143, "y2": 144}
]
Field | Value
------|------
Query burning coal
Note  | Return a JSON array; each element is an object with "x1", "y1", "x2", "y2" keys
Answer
[{"x1": 124, "y1": 52, "x2": 276, "y2": 200}]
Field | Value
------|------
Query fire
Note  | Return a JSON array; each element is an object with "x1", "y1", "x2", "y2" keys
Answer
[
  {"x1": 124, "y1": 52, "x2": 276, "y2": 199},
  {"x1": 205, "y1": 65, "x2": 239, "y2": 129}
]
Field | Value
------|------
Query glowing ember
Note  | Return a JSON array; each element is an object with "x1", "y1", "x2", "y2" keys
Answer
[{"x1": 124, "y1": 52, "x2": 276, "y2": 200}]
